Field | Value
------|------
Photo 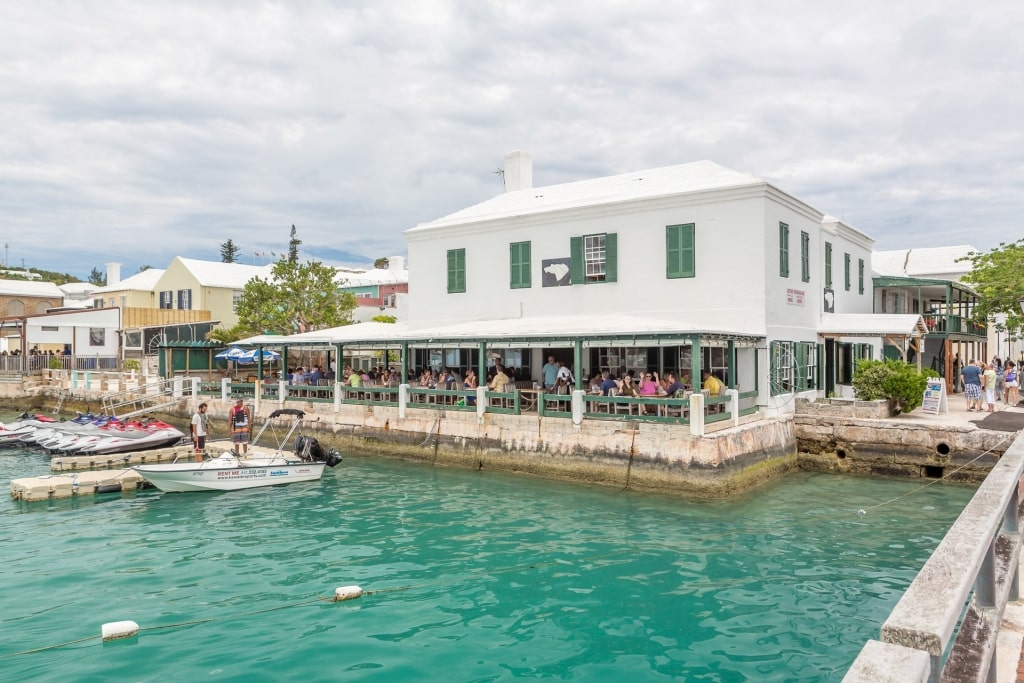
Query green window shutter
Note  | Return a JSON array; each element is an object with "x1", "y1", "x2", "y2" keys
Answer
[
  {"x1": 779, "y1": 223, "x2": 790, "y2": 277},
  {"x1": 666, "y1": 225, "x2": 680, "y2": 278},
  {"x1": 509, "y1": 241, "x2": 531, "y2": 289},
  {"x1": 447, "y1": 248, "x2": 465, "y2": 294},
  {"x1": 795, "y1": 342, "x2": 807, "y2": 390},
  {"x1": 844, "y1": 253, "x2": 851, "y2": 291},
  {"x1": 858, "y1": 259, "x2": 865, "y2": 294},
  {"x1": 569, "y1": 236, "x2": 583, "y2": 285},
  {"x1": 825, "y1": 242, "x2": 833, "y2": 288},
  {"x1": 604, "y1": 233, "x2": 617, "y2": 283},
  {"x1": 666, "y1": 224, "x2": 695, "y2": 278},
  {"x1": 800, "y1": 231, "x2": 810, "y2": 282}
]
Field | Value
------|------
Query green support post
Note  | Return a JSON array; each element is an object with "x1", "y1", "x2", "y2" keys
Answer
[
  {"x1": 401, "y1": 342, "x2": 409, "y2": 384},
  {"x1": 574, "y1": 339, "x2": 583, "y2": 390},
  {"x1": 727, "y1": 340, "x2": 736, "y2": 389}
]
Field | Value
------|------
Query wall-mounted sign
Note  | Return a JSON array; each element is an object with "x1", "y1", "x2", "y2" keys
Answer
[
  {"x1": 823, "y1": 288, "x2": 835, "y2": 313},
  {"x1": 542, "y1": 258, "x2": 571, "y2": 287},
  {"x1": 786, "y1": 288, "x2": 805, "y2": 306}
]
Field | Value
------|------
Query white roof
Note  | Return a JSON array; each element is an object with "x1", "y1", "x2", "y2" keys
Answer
[
  {"x1": 178, "y1": 258, "x2": 275, "y2": 289},
  {"x1": 337, "y1": 267, "x2": 408, "y2": 287},
  {"x1": 872, "y1": 246, "x2": 976, "y2": 279},
  {"x1": 59, "y1": 282, "x2": 98, "y2": 296},
  {"x1": 0, "y1": 279, "x2": 63, "y2": 298},
  {"x1": 818, "y1": 314, "x2": 928, "y2": 337},
  {"x1": 236, "y1": 314, "x2": 758, "y2": 346},
  {"x1": 94, "y1": 268, "x2": 166, "y2": 293},
  {"x1": 409, "y1": 160, "x2": 765, "y2": 232}
]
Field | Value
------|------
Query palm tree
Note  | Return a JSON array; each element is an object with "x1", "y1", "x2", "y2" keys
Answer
[{"x1": 206, "y1": 324, "x2": 250, "y2": 345}]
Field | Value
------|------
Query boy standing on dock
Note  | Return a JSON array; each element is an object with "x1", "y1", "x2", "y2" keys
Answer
[
  {"x1": 229, "y1": 398, "x2": 251, "y2": 456},
  {"x1": 191, "y1": 403, "x2": 209, "y2": 462}
]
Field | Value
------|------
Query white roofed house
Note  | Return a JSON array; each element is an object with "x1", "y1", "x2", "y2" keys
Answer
[{"x1": 402, "y1": 153, "x2": 904, "y2": 415}]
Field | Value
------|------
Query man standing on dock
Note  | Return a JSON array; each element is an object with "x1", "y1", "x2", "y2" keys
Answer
[
  {"x1": 229, "y1": 398, "x2": 251, "y2": 456},
  {"x1": 191, "y1": 402, "x2": 209, "y2": 462}
]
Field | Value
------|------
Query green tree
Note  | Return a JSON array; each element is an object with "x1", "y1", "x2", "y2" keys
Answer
[
  {"x1": 287, "y1": 225, "x2": 302, "y2": 265},
  {"x1": 220, "y1": 239, "x2": 241, "y2": 263},
  {"x1": 851, "y1": 359, "x2": 937, "y2": 415},
  {"x1": 206, "y1": 323, "x2": 250, "y2": 344},
  {"x1": 138, "y1": 264, "x2": 153, "y2": 272},
  {"x1": 235, "y1": 259, "x2": 355, "y2": 335},
  {"x1": 87, "y1": 267, "x2": 106, "y2": 286},
  {"x1": 371, "y1": 314, "x2": 397, "y2": 323},
  {"x1": 374, "y1": 257, "x2": 390, "y2": 269},
  {"x1": 961, "y1": 240, "x2": 1024, "y2": 331}
]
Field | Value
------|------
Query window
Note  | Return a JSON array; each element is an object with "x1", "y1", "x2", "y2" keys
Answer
[
  {"x1": 666, "y1": 223, "x2": 695, "y2": 278},
  {"x1": 844, "y1": 253, "x2": 851, "y2": 291},
  {"x1": 177, "y1": 289, "x2": 192, "y2": 310},
  {"x1": 779, "y1": 223, "x2": 790, "y2": 277},
  {"x1": 800, "y1": 231, "x2": 810, "y2": 282},
  {"x1": 570, "y1": 233, "x2": 617, "y2": 284},
  {"x1": 159, "y1": 291, "x2": 173, "y2": 309},
  {"x1": 509, "y1": 241, "x2": 531, "y2": 289},
  {"x1": 824, "y1": 242, "x2": 833, "y2": 288},
  {"x1": 446, "y1": 248, "x2": 466, "y2": 293},
  {"x1": 771, "y1": 340, "x2": 818, "y2": 395},
  {"x1": 858, "y1": 259, "x2": 865, "y2": 294},
  {"x1": 41, "y1": 325, "x2": 59, "y2": 332},
  {"x1": 232, "y1": 290, "x2": 243, "y2": 313}
]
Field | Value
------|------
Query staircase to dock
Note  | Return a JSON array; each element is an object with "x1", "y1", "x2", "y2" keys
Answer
[{"x1": 100, "y1": 379, "x2": 178, "y2": 419}]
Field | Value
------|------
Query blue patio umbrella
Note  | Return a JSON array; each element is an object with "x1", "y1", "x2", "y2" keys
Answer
[
  {"x1": 215, "y1": 346, "x2": 248, "y2": 360},
  {"x1": 236, "y1": 348, "x2": 281, "y2": 363}
]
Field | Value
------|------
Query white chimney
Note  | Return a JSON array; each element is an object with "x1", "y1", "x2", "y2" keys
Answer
[
  {"x1": 388, "y1": 256, "x2": 405, "y2": 272},
  {"x1": 105, "y1": 262, "x2": 122, "y2": 287},
  {"x1": 503, "y1": 151, "x2": 533, "y2": 192}
]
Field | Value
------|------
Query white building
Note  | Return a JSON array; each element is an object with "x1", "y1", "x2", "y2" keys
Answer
[{"x1": 403, "y1": 154, "x2": 907, "y2": 412}]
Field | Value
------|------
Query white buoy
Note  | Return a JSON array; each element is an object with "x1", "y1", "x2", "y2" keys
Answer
[
  {"x1": 101, "y1": 620, "x2": 139, "y2": 641},
  {"x1": 333, "y1": 585, "x2": 363, "y2": 602},
  {"x1": 858, "y1": 509, "x2": 867, "y2": 517}
]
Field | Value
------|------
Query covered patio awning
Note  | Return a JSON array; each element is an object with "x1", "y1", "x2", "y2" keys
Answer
[
  {"x1": 818, "y1": 313, "x2": 928, "y2": 368},
  {"x1": 233, "y1": 315, "x2": 762, "y2": 349}
]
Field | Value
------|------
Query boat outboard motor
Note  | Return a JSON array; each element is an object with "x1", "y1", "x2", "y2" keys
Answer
[
  {"x1": 294, "y1": 435, "x2": 341, "y2": 467},
  {"x1": 324, "y1": 448, "x2": 342, "y2": 468}
]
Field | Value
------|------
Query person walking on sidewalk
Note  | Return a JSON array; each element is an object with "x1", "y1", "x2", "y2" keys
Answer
[
  {"x1": 983, "y1": 363, "x2": 999, "y2": 413},
  {"x1": 961, "y1": 360, "x2": 983, "y2": 412}
]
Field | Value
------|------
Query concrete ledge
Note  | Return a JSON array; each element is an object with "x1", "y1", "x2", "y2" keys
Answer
[{"x1": 842, "y1": 639, "x2": 930, "y2": 682}]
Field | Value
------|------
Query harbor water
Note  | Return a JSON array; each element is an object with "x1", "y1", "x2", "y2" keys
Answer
[{"x1": 0, "y1": 446, "x2": 975, "y2": 682}]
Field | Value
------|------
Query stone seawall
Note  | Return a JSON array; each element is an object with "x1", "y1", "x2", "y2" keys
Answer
[
  {"x1": 795, "y1": 412, "x2": 1011, "y2": 483},
  {"x1": 157, "y1": 401, "x2": 798, "y2": 498}
]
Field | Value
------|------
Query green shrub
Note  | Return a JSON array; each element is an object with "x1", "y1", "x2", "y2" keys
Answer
[
  {"x1": 851, "y1": 359, "x2": 937, "y2": 415},
  {"x1": 124, "y1": 359, "x2": 140, "y2": 371},
  {"x1": 48, "y1": 357, "x2": 62, "y2": 370}
]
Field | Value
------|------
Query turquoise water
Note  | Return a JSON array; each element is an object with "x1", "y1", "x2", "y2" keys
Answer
[{"x1": 0, "y1": 447, "x2": 974, "y2": 682}]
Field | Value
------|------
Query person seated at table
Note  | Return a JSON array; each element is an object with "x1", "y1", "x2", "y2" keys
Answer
[
  {"x1": 599, "y1": 370, "x2": 618, "y2": 396},
  {"x1": 420, "y1": 369, "x2": 435, "y2": 388},
  {"x1": 488, "y1": 363, "x2": 510, "y2": 391},
  {"x1": 308, "y1": 365, "x2": 324, "y2": 384},
  {"x1": 346, "y1": 366, "x2": 362, "y2": 388},
  {"x1": 464, "y1": 369, "x2": 478, "y2": 405},
  {"x1": 619, "y1": 374, "x2": 638, "y2": 397},
  {"x1": 664, "y1": 372, "x2": 687, "y2": 397},
  {"x1": 702, "y1": 370, "x2": 724, "y2": 396},
  {"x1": 291, "y1": 367, "x2": 308, "y2": 384},
  {"x1": 443, "y1": 367, "x2": 460, "y2": 390},
  {"x1": 638, "y1": 371, "x2": 659, "y2": 396},
  {"x1": 588, "y1": 373, "x2": 603, "y2": 394}
]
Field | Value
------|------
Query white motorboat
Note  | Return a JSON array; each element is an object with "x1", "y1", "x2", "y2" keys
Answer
[{"x1": 133, "y1": 409, "x2": 340, "y2": 493}]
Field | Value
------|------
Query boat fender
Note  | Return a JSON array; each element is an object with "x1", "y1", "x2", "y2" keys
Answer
[
  {"x1": 96, "y1": 482, "x2": 123, "y2": 494},
  {"x1": 333, "y1": 586, "x2": 363, "y2": 602},
  {"x1": 101, "y1": 620, "x2": 139, "y2": 641},
  {"x1": 325, "y1": 449, "x2": 342, "y2": 468}
]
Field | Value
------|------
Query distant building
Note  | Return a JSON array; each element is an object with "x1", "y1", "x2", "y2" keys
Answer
[
  {"x1": 337, "y1": 256, "x2": 409, "y2": 322},
  {"x1": 0, "y1": 279, "x2": 63, "y2": 317}
]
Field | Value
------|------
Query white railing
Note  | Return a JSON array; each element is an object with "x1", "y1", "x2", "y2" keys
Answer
[
  {"x1": 0, "y1": 354, "x2": 121, "y2": 373},
  {"x1": 843, "y1": 434, "x2": 1024, "y2": 682}
]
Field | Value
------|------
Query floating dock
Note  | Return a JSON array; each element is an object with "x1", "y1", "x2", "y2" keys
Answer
[
  {"x1": 10, "y1": 443, "x2": 237, "y2": 501},
  {"x1": 10, "y1": 469, "x2": 146, "y2": 501}
]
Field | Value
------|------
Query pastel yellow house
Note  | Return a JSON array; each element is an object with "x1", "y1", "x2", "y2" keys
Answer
[{"x1": 149, "y1": 257, "x2": 273, "y2": 329}]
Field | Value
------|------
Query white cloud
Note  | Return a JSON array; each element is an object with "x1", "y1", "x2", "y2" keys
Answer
[{"x1": 0, "y1": 0, "x2": 1022, "y2": 277}]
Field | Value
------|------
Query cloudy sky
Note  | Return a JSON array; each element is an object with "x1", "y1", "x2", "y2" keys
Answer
[{"x1": 1, "y1": 0, "x2": 1021, "y2": 279}]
